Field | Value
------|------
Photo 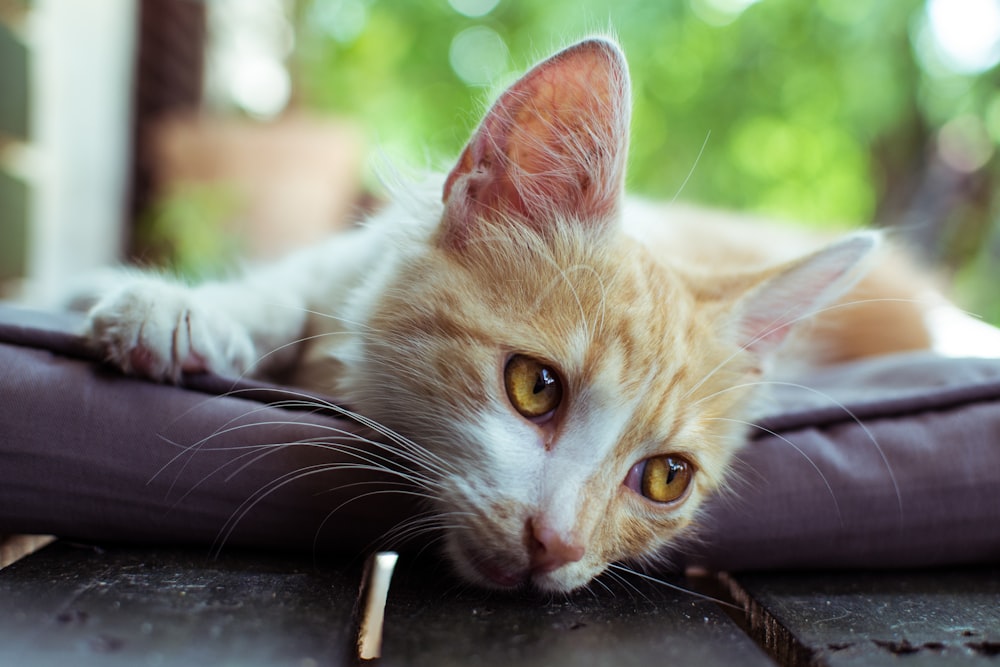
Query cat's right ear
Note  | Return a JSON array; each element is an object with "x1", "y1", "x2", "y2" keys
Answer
[
  {"x1": 438, "y1": 38, "x2": 631, "y2": 250},
  {"x1": 729, "y1": 232, "x2": 880, "y2": 362}
]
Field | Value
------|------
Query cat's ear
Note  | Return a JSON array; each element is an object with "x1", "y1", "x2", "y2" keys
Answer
[
  {"x1": 439, "y1": 38, "x2": 630, "y2": 249},
  {"x1": 730, "y1": 232, "x2": 879, "y2": 360}
]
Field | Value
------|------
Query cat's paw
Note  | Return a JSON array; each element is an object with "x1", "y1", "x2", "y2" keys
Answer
[{"x1": 85, "y1": 280, "x2": 256, "y2": 382}]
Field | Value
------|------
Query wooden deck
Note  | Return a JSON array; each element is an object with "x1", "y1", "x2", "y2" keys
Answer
[{"x1": 0, "y1": 540, "x2": 996, "y2": 666}]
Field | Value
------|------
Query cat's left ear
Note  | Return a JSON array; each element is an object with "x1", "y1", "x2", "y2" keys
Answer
[
  {"x1": 439, "y1": 38, "x2": 630, "y2": 249},
  {"x1": 730, "y1": 232, "x2": 879, "y2": 361}
]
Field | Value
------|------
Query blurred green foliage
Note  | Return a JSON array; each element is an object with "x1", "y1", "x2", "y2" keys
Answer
[
  {"x1": 138, "y1": 184, "x2": 243, "y2": 279},
  {"x1": 290, "y1": 0, "x2": 1000, "y2": 320},
  {"x1": 297, "y1": 1, "x2": 909, "y2": 220}
]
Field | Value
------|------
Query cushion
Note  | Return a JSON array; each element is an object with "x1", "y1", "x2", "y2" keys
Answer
[
  {"x1": 681, "y1": 354, "x2": 1000, "y2": 570},
  {"x1": 0, "y1": 304, "x2": 406, "y2": 553},
  {"x1": 1, "y1": 303, "x2": 998, "y2": 570}
]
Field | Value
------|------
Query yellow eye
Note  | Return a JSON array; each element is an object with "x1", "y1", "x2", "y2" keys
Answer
[
  {"x1": 639, "y1": 456, "x2": 693, "y2": 504},
  {"x1": 504, "y1": 355, "x2": 563, "y2": 420}
]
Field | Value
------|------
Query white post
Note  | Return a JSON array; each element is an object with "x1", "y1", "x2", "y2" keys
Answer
[{"x1": 24, "y1": 0, "x2": 137, "y2": 305}]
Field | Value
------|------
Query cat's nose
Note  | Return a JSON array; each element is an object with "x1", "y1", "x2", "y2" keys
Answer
[{"x1": 527, "y1": 518, "x2": 585, "y2": 574}]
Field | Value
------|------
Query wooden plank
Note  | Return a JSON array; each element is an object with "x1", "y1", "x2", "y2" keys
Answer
[
  {"x1": 0, "y1": 542, "x2": 776, "y2": 666},
  {"x1": 726, "y1": 569, "x2": 1000, "y2": 666},
  {"x1": 378, "y1": 561, "x2": 775, "y2": 667},
  {"x1": 0, "y1": 542, "x2": 362, "y2": 666}
]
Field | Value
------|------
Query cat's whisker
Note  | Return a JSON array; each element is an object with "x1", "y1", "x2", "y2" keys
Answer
[
  {"x1": 212, "y1": 463, "x2": 344, "y2": 556},
  {"x1": 275, "y1": 303, "x2": 378, "y2": 332},
  {"x1": 761, "y1": 380, "x2": 903, "y2": 525},
  {"x1": 159, "y1": 424, "x2": 446, "y2": 504},
  {"x1": 587, "y1": 574, "x2": 615, "y2": 599},
  {"x1": 693, "y1": 379, "x2": 903, "y2": 525},
  {"x1": 683, "y1": 296, "x2": 928, "y2": 401},
  {"x1": 600, "y1": 566, "x2": 653, "y2": 605},
  {"x1": 238, "y1": 329, "x2": 381, "y2": 382},
  {"x1": 550, "y1": 263, "x2": 605, "y2": 343},
  {"x1": 147, "y1": 396, "x2": 314, "y2": 495},
  {"x1": 213, "y1": 297, "x2": 390, "y2": 384},
  {"x1": 333, "y1": 408, "x2": 464, "y2": 475},
  {"x1": 201, "y1": 385, "x2": 463, "y2": 478},
  {"x1": 401, "y1": 532, "x2": 456, "y2": 565},
  {"x1": 565, "y1": 263, "x2": 610, "y2": 340},
  {"x1": 371, "y1": 514, "x2": 440, "y2": 549},
  {"x1": 705, "y1": 416, "x2": 844, "y2": 526},
  {"x1": 670, "y1": 130, "x2": 711, "y2": 204},
  {"x1": 259, "y1": 379, "x2": 465, "y2": 477},
  {"x1": 153, "y1": 418, "x2": 343, "y2": 504},
  {"x1": 317, "y1": 504, "x2": 439, "y2": 557},
  {"x1": 319, "y1": 487, "x2": 439, "y2": 531},
  {"x1": 160, "y1": 440, "x2": 288, "y2": 508},
  {"x1": 156, "y1": 414, "x2": 450, "y2": 533},
  {"x1": 153, "y1": 402, "x2": 366, "y2": 478},
  {"x1": 367, "y1": 510, "x2": 475, "y2": 555},
  {"x1": 797, "y1": 295, "x2": 929, "y2": 321},
  {"x1": 607, "y1": 563, "x2": 741, "y2": 610},
  {"x1": 213, "y1": 468, "x2": 439, "y2": 557},
  {"x1": 688, "y1": 296, "x2": 934, "y2": 406},
  {"x1": 686, "y1": 378, "x2": 773, "y2": 414}
]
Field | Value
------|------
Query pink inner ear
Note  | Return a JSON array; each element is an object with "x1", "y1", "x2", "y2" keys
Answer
[
  {"x1": 737, "y1": 288, "x2": 812, "y2": 356},
  {"x1": 735, "y1": 233, "x2": 878, "y2": 358},
  {"x1": 441, "y1": 39, "x2": 630, "y2": 248}
]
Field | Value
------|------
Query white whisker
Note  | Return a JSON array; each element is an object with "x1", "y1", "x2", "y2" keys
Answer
[
  {"x1": 706, "y1": 416, "x2": 844, "y2": 526},
  {"x1": 607, "y1": 564, "x2": 740, "y2": 609},
  {"x1": 682, "y1": 296, "x2": 927, "y2": 401},
  {"x1": 670, "y1": 130, "x2": 711, "y2": 204},
  {"x1": 694, "y1": 379, "x2": 902, "y2": 525}
]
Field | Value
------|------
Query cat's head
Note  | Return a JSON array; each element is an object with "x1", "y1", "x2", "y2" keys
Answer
[{"x1": 345, "y1": 39, "x2": 875, "y2": 592}]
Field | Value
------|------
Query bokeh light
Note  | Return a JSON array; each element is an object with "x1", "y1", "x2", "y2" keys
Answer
[
  {"x1": 448, "y1": 0, "x2": 501, "y2": 18},
  {"x1": 449, "y1": 26, "x2": 509, "y2": 86},
  {"x1": 924, "y1": 0, "x2": 1000, "y2": 74},
  {"x1": 287, "y1": 0, "x2": 1000, "y2": 320}
]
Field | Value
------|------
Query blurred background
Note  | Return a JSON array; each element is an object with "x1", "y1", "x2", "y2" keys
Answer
[{"x1": 1, "y1": 0, "x2": 999, "y2": 322}]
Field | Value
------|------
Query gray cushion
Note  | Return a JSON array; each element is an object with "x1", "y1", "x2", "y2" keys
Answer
[
  {"x1": 0, "y1": 304, "x2": 405, "y2": 553},
  {"x1": 1, "y1": 303, "x2": 998, "y2": 570}
]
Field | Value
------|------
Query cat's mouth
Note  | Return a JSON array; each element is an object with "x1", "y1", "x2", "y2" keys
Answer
[
  {"x1": 454, "y1": 542, "x2": 594, "y2": 593},
  {"x1": 456, "y1": 544, "x2": 530, "y2": 589},
  {"x1": 475, "y1": 557, "x2": 529, "y2": 589}
]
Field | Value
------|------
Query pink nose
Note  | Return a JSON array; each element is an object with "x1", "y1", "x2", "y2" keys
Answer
[{"x1": 528, "y1": 518, "x2": 585, "y2": 574}]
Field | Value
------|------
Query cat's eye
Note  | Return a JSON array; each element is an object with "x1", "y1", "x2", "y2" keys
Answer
[
  {"x1": 625, "y1": 456, "x2": 693, "y2": 504},
  {"x1": 504, "y1": 355, "x2": 563, "y2": 421}
]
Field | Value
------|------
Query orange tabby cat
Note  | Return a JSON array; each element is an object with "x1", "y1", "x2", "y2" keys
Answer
[{"x1": 86, "y1": 38, "x2": 933, "y2": 592}]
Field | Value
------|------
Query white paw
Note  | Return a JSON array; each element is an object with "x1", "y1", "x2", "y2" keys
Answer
[{"x1": 85, "y1": 280, "x2": 256, "y2": 382}]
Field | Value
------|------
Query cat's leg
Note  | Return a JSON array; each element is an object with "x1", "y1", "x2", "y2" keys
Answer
[
  {"x1": 84, "y1": 271, "x2": 309, "y2": 382},
  {"x1": 84, "y1": 225, "x2": 381, "y2": 382}
]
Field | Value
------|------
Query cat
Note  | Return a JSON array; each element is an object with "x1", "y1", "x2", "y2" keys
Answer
[{"x1": 85, "y1": 38, "x2": 935, "y2": 593}]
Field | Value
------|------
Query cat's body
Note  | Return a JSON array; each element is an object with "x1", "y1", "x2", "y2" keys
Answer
[{"x1": 86, "y1": 39, "x2": 935, "y2": 593}]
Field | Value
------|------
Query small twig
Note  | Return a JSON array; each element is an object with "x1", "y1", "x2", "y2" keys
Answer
[{"x1": 355, "y1": 551, "x2": 399, "y2": 661}]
